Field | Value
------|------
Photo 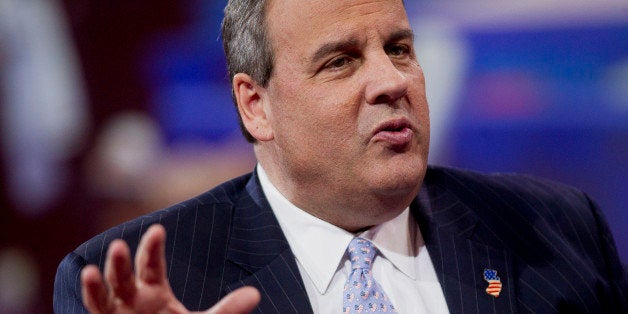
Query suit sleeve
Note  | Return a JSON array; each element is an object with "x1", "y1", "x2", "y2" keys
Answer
[
  {"x1": 53, "y1": 252, "x2": 89, "y2": 314},
  {"x1": 585, "y1": 194, "x2": 628, "y2": 312}
]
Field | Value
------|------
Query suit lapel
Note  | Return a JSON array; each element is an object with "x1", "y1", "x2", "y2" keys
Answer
[
  {"x1": 415, "y1": 170, "x2": 519, "y2": 314},
  {"x1": 225, "y1": 170, "x2": 313, "y2": 313}
]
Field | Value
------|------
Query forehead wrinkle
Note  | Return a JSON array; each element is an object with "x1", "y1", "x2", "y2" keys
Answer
[
  {"x1": 315, "y1": 0, "x2": 406, "y2": 29},
  {"x1": 336, "y1": 0, "x2": 395, "y2": 17}
]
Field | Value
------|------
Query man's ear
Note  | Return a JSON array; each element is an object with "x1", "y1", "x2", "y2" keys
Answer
[{"x1": 233, "y1": 73, "x2": 274, "y2": 141}]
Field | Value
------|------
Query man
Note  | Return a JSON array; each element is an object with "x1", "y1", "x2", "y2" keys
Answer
[{"x1": 54, "y1": 0, "x2": 627, "y2": 313}]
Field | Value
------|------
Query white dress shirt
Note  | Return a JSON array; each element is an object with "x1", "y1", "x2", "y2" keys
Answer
[{"x1": 257, "y1": 166, "x2": 450, "y2": 313}]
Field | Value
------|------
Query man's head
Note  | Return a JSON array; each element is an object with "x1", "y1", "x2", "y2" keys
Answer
[{"x1": 223, "y1": 0, "x2": 430, "y2": 231}]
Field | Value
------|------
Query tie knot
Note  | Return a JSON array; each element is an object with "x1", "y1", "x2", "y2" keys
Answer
[{"x1": 347, "y1": 237, "x2": 377, "y2": 270}]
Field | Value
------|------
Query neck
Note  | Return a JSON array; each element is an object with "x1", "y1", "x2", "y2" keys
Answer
[{"x1": 255, "y1": 148, "x2": 417, "y2": 231}]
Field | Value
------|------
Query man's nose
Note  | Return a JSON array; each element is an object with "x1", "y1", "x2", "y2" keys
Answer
[{"x1": 364, "y1": 54, "x2": 409, "y2": 105}]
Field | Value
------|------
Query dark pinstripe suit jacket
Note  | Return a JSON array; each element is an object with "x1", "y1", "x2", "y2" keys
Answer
[{"x1": 54, "y1": 166, "x2": 627, "y2": 313}]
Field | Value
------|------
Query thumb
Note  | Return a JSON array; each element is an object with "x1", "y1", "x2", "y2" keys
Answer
[{"x1": 206, "y1": 286, "x2": 261, "y2": 314}]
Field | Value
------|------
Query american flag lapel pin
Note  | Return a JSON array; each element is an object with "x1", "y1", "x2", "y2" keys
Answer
[{"x1": 483, "y1": 269, "x2": 502, "y2": 297}]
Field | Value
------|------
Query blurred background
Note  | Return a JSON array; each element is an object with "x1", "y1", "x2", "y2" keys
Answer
[{"x1": 0, "y1": 0, "x2": 625, "y2": 312}]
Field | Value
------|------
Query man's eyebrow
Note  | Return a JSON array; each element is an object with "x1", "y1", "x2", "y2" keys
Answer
[
  {"x1": 386, "y1": 29, "x2": 415, "y2": 44},
  {"x1": 310, "y1": 38, "x2": 360, "y2": 64}
]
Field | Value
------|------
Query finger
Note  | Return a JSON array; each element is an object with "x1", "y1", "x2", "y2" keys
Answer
[
  {"x1": 103, "y1": 239, "x2": 137, "y2": 305},
  {"x1": 207, "y1": 286, "x2": 261, "y2": 314},
  {"x1": 135, "y1": 224, "x2": 168, "y2": 284},
  {"x1": 81, "y1": 265, "x2": 110, "y2": 314}
]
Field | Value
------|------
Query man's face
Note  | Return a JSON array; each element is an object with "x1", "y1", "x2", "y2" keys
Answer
[{"x1": 259, "y1": 0, "x2": 429, "y2": 224}]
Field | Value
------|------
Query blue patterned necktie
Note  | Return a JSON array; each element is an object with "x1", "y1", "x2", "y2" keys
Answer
[{"x1": 343, "y1": 237, "x2": 397, "y2": 313}]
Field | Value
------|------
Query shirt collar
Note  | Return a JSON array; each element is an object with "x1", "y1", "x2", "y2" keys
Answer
[
  {"x1": 257, "y1": 165, "x2": 417, "y2": 294},
  {"x1": 359, "y1": 208, "x2": 417, "y2": 281}
]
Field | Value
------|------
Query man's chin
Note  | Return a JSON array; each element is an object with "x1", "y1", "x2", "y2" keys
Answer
[{"x1": 369, "y1": 169, "x2": 424, "y2": 197}]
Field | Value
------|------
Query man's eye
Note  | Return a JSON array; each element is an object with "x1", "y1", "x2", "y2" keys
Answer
[
  {"x1": 325, "y1": 56, "x2": 353, "y2": 69},
  {"x1": 387, "y1": 44, "x2": 410, "y2": 57}
]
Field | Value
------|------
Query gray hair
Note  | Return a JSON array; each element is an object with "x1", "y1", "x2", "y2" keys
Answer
[{"x1": 221, "y1": 0, "x2": 274, "y2": 143}]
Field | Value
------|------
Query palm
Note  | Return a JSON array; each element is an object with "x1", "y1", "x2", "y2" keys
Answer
[{"x1": 80, "y1": 225, "x2": 259, "y2": 314}]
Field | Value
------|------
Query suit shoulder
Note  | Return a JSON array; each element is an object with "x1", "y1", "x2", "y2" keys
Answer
[
  {"x1": 72, "y1": 172, "x2": 254, "y2": 266},
  {"x1": 425, "y1": 165, "x2": 607, "y2": 259},
  {"x1": 424, "y1": 165, "x2": 601, "y2": 243},
  {"x1": 425, "y1": 165, "x2": 590, "y2": 208}
]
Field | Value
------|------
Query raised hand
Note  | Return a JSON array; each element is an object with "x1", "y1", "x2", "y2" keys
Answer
[{"x1": 80, "y1": 224, "x2": 260, "y2": 314}]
